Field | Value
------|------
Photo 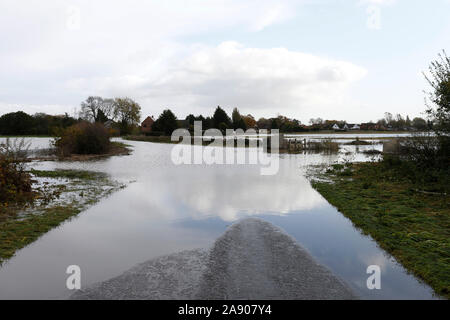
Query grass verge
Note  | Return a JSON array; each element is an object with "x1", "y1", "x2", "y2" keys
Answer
[{"x1": 310, "y1": 162, "x2": 450, "y2": 298}]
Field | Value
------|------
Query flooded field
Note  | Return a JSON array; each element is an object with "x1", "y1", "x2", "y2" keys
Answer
[{"x1": 0, "y1": 135, "x2": 439, "y2": 299}]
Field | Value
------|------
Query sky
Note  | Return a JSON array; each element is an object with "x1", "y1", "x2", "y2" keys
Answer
[{"x1": 0, "y1": 0, "x2": 449, "y2": 124}]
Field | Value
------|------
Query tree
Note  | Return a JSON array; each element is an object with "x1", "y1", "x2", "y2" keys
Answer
[
  {"x1": 96, "y1": 109, "x2": 109, "y2": 123},
  {"x1": 412, "y1": 117, "x2": 427, "y2": 131},
  {"x1": 256, "y1": 117, "x2": 271, "y2": 130},
  {"x1": 213, "y1": 106, "x2": 231, "y2": 129},
  {"x1": 231, "y1": 108, "x2": 247, "y2": 130},
  {"x1": 153, "y1": 109, "x2": 178, "y2": 135},
  {"x1": 424, "y1": 50, "x2": 450, "y2": 135},
  {"x1": 237, "y1": 118, "x2": 247, "y2": 131},
  {"x1": 406, "y1": 115, "x2": 412, "y2": 128},
  {"x1": 242, "y1": 114, "x2": 256, "y2": 129},
  {"x1": 231, "y1": 108, "x2": 241, "y2": 129},
  {"x1": 114, "y1": 97, "x2": 141, "y2": 126},
  {"x1": 113, "y1": 97, "x2": 141, "y2": 134},
  {"x1": 80, "y1": 96, "x2": 115, "y2": 122},
  {"x1": 185, "y1": 114, "x2": 196, "y2": 125},
  {"x1": 270, "y1": 118, "x2": 280, "y2": 130},
  {"x1": 396, "y1": 114, "x2": 406, "y2": 129},
  {"x1": 0, "y1": 111, "x2": 35, "y2": 135},
  {"x1": 203, "y1": 116, "x2": 213, "y2": 130},
  {"x1": 384, "y1": 112, "x2": 394, "y2": 127}
]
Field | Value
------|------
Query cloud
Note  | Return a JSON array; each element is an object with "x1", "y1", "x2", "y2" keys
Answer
[
  {"x1": 359, "y1": 0, "x2": 397, "y2": 6},
  {"x1": 0, "y1": 1, "x2": 301, "y2": 112},
  {"x1": 140, "y1": 42, "x2": 367, "y2": 119},
  {"x1": 67, "y1": 42, "x2": 367, "y2": 120},
  {"x1": 0, "y1": 0, "x2": 366, "y2": 121}
]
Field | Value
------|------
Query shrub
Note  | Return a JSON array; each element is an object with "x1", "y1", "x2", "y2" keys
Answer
[
  {"x1": 0, "y1": 139, "x2": 33, "y2": 204},
  {"x1": 401, "y1": 134, "x2": 450, "y2": 170},
  {"x1": 381, "y1": 147, "x2": 449, "y2": 193},
  {"x1": 54, "y1": 122, "x2": 111, "y2": 156}
]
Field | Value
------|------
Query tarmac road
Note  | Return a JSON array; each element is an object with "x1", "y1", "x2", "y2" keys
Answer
[{"x1": 71, "y1": 218, "x2": 356, "y2": 300}]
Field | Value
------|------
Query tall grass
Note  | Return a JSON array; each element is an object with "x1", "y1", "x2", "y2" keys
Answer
[{"x1": 305, "y1": 139, "x2": 339, "y2": 153}]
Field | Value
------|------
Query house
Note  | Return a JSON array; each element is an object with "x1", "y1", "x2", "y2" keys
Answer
[
  {"x1": 141, "y1": 116, "x2": 155, "y2": 134},
  {"x1": 332, "y1": 124, "x2": 340, "y2": 131},
  {"x1": 349, "y1": 124, "x2": 360, "y2": 130},
  {"x1": 361, "y1": 122, "x2": 376, "y2": 131}
]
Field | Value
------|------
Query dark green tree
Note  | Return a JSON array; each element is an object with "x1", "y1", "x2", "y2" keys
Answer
[
  {"x1": 0, "y1": 111, "x2": 35, "y2": 135},
  {"x1": 153, "y1": 109, "x2": 179, "y2": 135},
  {"x1": 185, "y1": 114, "x2": 196, "y2": 125},
  {"x1": 213, "y1": 106, "x2": 231, "y2": 129},
  {"x1": 412, "y1": 117, "x2": 427, "y2": 131},
  {"x1": 96, "y1": 109, "x2": 109, "y2": 123},
  {"x1": 231, "y1": 107, "x2": 247, "y2": 130}
]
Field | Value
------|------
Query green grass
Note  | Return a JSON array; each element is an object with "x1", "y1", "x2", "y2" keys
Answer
[
  {"x1": 311, "y1": 162, "x2": 450, "y2": 298},
  {"x1": 111, "y1": 141, "x2": 131, "y2": 148},
  {"x1": 30, "y1": 169, "x2": 104, "y2": 180}
]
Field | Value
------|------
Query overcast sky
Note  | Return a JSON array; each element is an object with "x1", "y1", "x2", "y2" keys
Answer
[{"x1": 1, "y1": 0, "x2": 449, "y2": 123}]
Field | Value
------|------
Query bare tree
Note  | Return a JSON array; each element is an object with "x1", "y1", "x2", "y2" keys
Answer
[
  {"x1": 423, "y1": 50, "x2": 450, "y2": 135},
  {"x1": 80, "y1": 96, "x2": 115, "y2": 122}
]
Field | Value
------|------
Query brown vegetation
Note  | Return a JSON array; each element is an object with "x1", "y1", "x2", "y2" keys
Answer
[{"x1": 54, "y1": 122, "x2": 111, "y2": 157}]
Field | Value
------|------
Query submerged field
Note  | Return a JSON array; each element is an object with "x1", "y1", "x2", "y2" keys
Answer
[
  {"x1": 310, "y1": 162, "x2": 450, "y2": 298},
  {"x1": 0, "y1": 137, "x2": 440, "y2": 299}
]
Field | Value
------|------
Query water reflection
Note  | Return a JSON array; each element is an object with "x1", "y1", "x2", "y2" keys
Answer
[{"x1": 0, "y1": 139, "x2": 438, "y2": 300}]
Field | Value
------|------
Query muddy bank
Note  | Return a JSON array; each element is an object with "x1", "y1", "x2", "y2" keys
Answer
[{"x1": 71, "y1": 218, "x2": 356, "y2": 300}]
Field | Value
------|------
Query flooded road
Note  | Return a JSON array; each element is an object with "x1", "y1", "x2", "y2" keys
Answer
[
  {"x1": 0, "y1": 136, "x2": 439, "y2": 299},
  {"x1": 71, "y1": 218, "x2": 357, "y2": 300}
]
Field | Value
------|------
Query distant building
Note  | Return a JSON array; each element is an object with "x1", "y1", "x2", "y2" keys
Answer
[
  {"x1": 361, "y1": 122, "x2": 376, "y2": 131},
  {"x1": 349, "y1": 124, "x2": 360, "y2": 130},
  {"x1": 141, "y1": 116, "x2": 155, "y2": 134},
  {"x1": 332, "y1": 124, "x2": 340, "y2": 131}
]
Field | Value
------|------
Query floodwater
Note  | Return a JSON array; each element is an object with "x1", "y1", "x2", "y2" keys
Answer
[{"x1": 0, "y1": 136, "x2": 439, "y2": 300}]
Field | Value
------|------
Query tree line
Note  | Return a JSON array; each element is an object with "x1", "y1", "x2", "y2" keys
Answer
[
  {"x1": 0, "y1": 91, "x2": 439, "y2": 137},
  {"x1": 0, "y1": 111, "x2": 78, "y2": 136},
  {"x1": 0, "y1": 96, "x2": 142, "y2": 136},
  {"x1": 148, "y1": 106, "x2": 431, "y2": 136}
]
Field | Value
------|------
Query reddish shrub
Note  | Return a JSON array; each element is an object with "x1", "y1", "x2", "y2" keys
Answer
[{"x1": 54, "y1": 122, "x2": 111, "y2": 156}]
